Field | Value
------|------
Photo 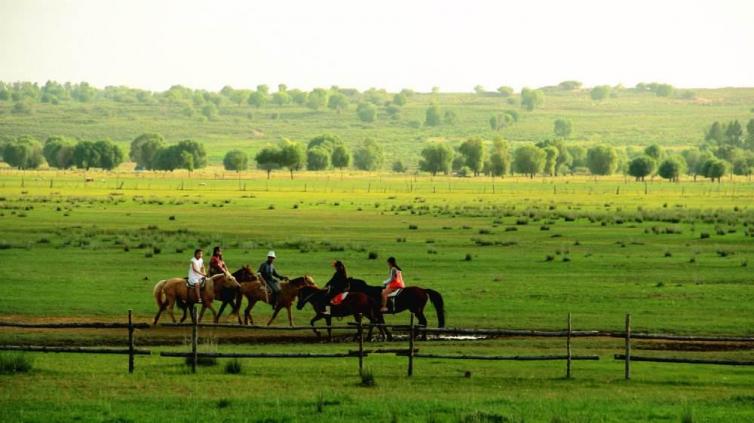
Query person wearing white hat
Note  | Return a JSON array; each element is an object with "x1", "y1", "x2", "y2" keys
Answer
[{"x1": 258, "y1": 250, "x2": 287, "y2": 308}]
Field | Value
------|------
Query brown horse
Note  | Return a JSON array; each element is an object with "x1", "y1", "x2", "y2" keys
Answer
[
  {"x1": 152, "y1": 273, "x2": 240, "y2": 325},
  {"x1": 213, "y1": 265, "x2": 264, "y2": 324},
  {"x1": 234, "y1": 275, "x2": 317, "y2": 326}
]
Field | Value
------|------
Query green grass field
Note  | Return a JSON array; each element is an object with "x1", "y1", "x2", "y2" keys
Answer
[{"x1": 1, "y1": 169, "x2": 753, "y2": 421}]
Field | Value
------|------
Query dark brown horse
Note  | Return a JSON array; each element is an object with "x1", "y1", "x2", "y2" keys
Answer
[
  {"x1": 296, "y1": 285, "x2": 383, "y2": 340},
  {"x1": 236, "y1": 275, "x2": 316, "y2": 326},
  {"x1": 213, "y1": 265, "x2": 262, "y2": 324},
  {"x1": 346, "y1": 278, "x2": 445, "y2": 340}
]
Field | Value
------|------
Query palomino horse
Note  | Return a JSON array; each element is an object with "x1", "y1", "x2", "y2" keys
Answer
[
  {"x1": 152, "y1": 273, "x2": 240, "y2": 324},
  {"x1": 235, "y1": 275, "x2": 317, "y2": 326},
  {"x1": 296, "y1": 285, "x2": 383, "y2": 340},
  {"x1": 346, "y1": 278, "x2": 445, "y2": 340}
]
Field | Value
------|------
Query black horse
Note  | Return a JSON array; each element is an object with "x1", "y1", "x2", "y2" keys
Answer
[
  {"x1": 347, "y1": 278, "x2": 445, "y2": 340},
  {"x1": 296, "y1": 285, "x2": 383, "y2": 340}
]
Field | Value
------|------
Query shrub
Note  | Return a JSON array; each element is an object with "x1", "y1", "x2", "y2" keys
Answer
[
  {"x1": 464, "y1": 253, "x2": 472, "y2": 261},
  {"x1": 0, "y1": 352, "x2": 33, "y2": 374},
  {"x1": 700, "y1": 232, "x2": 710, "y2": 239},
  {"x1": 368, "y1": 251, "x2": 378, "y2": 260},
  {"x1": 408, "y1": 224, "x2": 418, "y2": 230},
  {"x1": 224, "y1": 359, "x2": 242, "y2": 374}
]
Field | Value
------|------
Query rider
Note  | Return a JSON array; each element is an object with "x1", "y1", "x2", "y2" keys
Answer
[
  {"x1": 381, "y1": 257, "x2": 405, "y2": 312},
  {"x1": 322, "y1": 260, "x2": 349, "y2": 315},
  {"x1": 188, "y1": 248, "x2": 207, "y2": 304},
  {"x1": 258, "y1": 251, "x2": 287, "y2": 308},
  {"x1": 208, "y1": 246, "x2": 229, "y2": 276}
]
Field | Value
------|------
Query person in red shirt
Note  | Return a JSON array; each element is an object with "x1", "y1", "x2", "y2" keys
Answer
[
  {"x1": 380, "y1": 257, "x2": 405, "y2": 312},
  {"x1": 209, "y1": 246, "x2": 229, "y2": 276}
]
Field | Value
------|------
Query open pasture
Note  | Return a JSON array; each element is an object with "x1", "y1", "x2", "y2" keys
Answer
[{"x1": 1, "y1": 170, "x2": 754, "y2": 422}]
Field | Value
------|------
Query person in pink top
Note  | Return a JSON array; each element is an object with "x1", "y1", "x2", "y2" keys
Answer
[{"x1": 380, "y1": 257, "x2": 405, "y2": 312}]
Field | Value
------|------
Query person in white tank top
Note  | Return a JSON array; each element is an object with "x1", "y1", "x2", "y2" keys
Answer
[{"x1": 188, "y1": 249, "x2": 206, "y2": 303}]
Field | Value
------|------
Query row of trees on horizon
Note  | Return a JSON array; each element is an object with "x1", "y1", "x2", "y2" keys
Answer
[{"x1": 2, "y1": 117, "x2": 753, "y2": 182}]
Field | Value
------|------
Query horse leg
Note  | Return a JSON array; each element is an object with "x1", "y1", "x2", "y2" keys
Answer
[
  {"x1": 153, "y1": 303, "x2": 166, "y2": 325},
  {"x1": 286, "y1": 306, "x2": 294, "y2": 327},
  {"x1": 167, "y1": 298, "x2": 178, "y2": 323},
  {"x1": 244, "y1": 300, "x2": 255, "y2": 325},
  {"x1": 204, "y1": 303, "x2": 218, "y2": 323},
  {"x1": 415, "y1": 310, "x2": 429, "y2": 340},
  {"x1": 310, "y1": 315, "x2": 322, "y2": 337},
  {"x1": 198, "y1": 304, "x2": 207, "y2": 323},
  {"x1": 179, "y1": 304, "x2": 188, "y2": 323},
  {"x1": 326, "y1": 315, "x2": 332, "y2": 342},
  {"x1": 352, "y1": 314, "x2": 362, "y2": 342},
  {"x1": 267, "y1": 305, "x2": 283, "y2": 326},
  {"x1": 216, "y1": 301, "x2": 228, "y2": 324}
]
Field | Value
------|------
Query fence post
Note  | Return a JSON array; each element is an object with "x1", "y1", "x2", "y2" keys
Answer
[
  {"x1": 625, "y1": 313, "x2": 631, "y2": 380},
  {"x1": 408, "y1": 313, "x2": 415, "y2": 377},
  {"x1": 566, "y1": 312, "x2": 572, "y2": 379},
  {"x1": 191, "y1": 306, "x2": 198, "y2": 374},
  {"x1": 128, "y1": 309, "x2": 134, "y2": 374},
  {"x1": 357, "y1": 321, "x2": 364, "y2": 373}
]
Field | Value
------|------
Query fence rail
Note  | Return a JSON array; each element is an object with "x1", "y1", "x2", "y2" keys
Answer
[{"x1": 2, "y1": 311, "x2": 753, "y2": 378}]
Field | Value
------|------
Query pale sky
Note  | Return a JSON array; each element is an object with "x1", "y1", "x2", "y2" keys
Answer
[{"x1": 1, "y1": 0, "x2": 753, "y2": 92}]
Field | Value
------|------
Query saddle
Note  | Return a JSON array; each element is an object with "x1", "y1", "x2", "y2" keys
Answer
[{"x1": 330, "y1": 292, "x2": 348, "y2": 306}]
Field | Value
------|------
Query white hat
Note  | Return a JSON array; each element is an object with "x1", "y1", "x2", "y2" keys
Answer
[{"x1": 267, "y1": 250, "x2": 276, "y2": 258}]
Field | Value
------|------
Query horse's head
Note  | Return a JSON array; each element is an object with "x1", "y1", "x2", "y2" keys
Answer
[
  {"x1": 303, "y1": 275, "x2": 316, "y2": 287},
  {"x1": 296, "y1": 286, "x2": 318, "y2": 310},
  {"x1": 233, "y1": 265, "x2": 256, "y2": 283},
  {"x1": 222, "y1": 273, "x2": 240, "y2": 288}
]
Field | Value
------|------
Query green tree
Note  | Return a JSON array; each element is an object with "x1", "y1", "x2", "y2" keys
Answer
[
  {"x1": 628, "y1": 156, "x2": 656, "y2": 181},
  {"x1": 306, "y1": 88, "x2": 329, "y2": 110},
  {"x1": 223, "y1": 149, "x2": 248, "y2": 172},
  {"x1": 93, "y1": 140, "x2": 124, "y2": 170},
  {"x1": 702, "y1": 158, "x2": 727, "y2": 182},
  {"x1": 543, "y1": 146, "x2": 559, "y2": 176},
  {"x1": 278, "y1": 139, "x2": 306, "y2": 179},
  {"x1": 654, "y1": 83, "x2": 674, "y2": 97},
  {"x1": 327, "y1": 93, "x2": 349, "y2": 114},
  {"x1": 419, "y1": 142, "x2": 453, "y2": 176},
  {"x1": 356, "y1": 103, "x2": 377, "y2": 122},
  {"x1": 392, "y1": 160, "x2": 407, "y2": 173},
  {"x1": 201, "y1": 103, "x2": 218, "y2": 120},
  {"x1": 307, "y1": 147, "x2": 330, "y2": 170},
  {"x1": 658, "y1": 157, "x2": 684, "y2": 182},
  {"x1": 724, "y1": 120, "x2": 744, "y2": 147},
  {"x1": 43, "y1": 136, "x2": 75, "y2": 169},
  {"x1": 497, "y1": 86, "x2": 513, "y2": 97},
  {"x1": 558, "y1": 80, "x2": 582, "y2": 90},
  {"x1": 353, "y1": 139, "x2": 384, "y2": 171},
  {"x1": 392, "y1": 93, "x2": 407, "y2": 106},
  {"x1": 255, "y1": 146, "x2": 281, "y2": 179},
  {"x1": 520, "y1": 88, "x2": 544, "y2": 111},
  {"x1": 705, "y1": 122, "x2": 724, "y2": 144},
  {"x1": 644, "y1": 144, "x2": 664, "y2": 161},
  {"x1": 513, "y1": 144, "x2": 546, "y2": 178},
  {"x1": 553, "y1": 118, "x2": 572, "y2": 138},
  {"x1": 586, "y1": 145, "x2": 619, "y2": 176},
  {"x1": 425, "y1": 105, "x2": 442, "y2": 126},
  {"x1": 130, "y1": 133, "x2": 165, "y2": 170},
  {"x1": 247, "y1": 90, "x2": 268, "y2": 108},
  {"x1": 590, "y1": 85, "x2": 611, "y2": 101},
  {"x1": 746, "y1": 118, "x2": 754, "y2": 150},
  {"x1": 331, "y1": 144, "x2": 351, "y2": 171},
  {"x1": 458, "y1": 138, "x2": 485, "y2": 176},
  {"x1": 73, "y1": 141, "x2": 101, "y2": 170},
  {"x1": 487, "y1": 139, "x2": 511, "y2": 177},
  {"x1": 175, "y1": 140, "x2": 207, "y2": 171},
  {"x1": 443, "y1": 110, "x2": 458, "y2": 125},
  {"x1": 272, "y1": 91, "x2": 290, "y2": 106},
  {"x1": 3, "y1": 136, "x2": 45, "y2": 169}
]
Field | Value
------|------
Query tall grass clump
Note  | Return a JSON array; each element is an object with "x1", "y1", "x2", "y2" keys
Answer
[{"x1": 0, "y1": 352, "x2": 33, "y2": 374}]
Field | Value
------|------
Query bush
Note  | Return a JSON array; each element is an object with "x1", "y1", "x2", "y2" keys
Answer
[
  {"x1": 464, "y1": 253, "x2": 472, "y2": 261},
  {"x1": 184, "y1": 356, "x2": 217, "y2": 367},
  {"x1": 408, "y1": 224, "x2": 418, "y2": 230},
  {"x1": 368, "y1": 251, "x2": 378, "y2": 260},
  {"x1": 224, "y1": 359, "x2": 242, "y2": 374},
  {"x1": 0, "y1": 352, "x2": 33, "y2": 374}
]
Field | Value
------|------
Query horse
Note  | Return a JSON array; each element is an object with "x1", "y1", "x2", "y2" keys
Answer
[
  {"x1": 234, "y1": 275, "x2": 316, "y2": 326},
  {"x1": 152, "y1": 273, "x2": 240, "y2": 325},
  {"x1": 296, "y1": 285, "x2": 383, "y2": 340},
  {"x1": 212, "y1": 265, "x2": 261, "y2": 324},
  {"x1": 347, "y1": 278, "x2": 445, "y2": 340}
]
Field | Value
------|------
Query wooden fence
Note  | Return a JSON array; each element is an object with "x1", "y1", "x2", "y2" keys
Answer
[{"x1": 1, "y1": 311, "x2": 752, "y2": 378}]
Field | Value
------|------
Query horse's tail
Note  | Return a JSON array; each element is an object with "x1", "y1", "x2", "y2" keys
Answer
[
  {"x1": 426, "y1": 289, "x2": 445, "y2": 328},
  {"x1": 153, "y1": 280, "x2": 168, "y2": 308}
]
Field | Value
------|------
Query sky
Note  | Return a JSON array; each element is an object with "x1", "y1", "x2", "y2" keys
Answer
[{"x1": 1, "y1": 0, "x2": 753, "y2": 92}]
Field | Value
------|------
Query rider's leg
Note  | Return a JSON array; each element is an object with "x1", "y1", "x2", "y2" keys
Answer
[
  {"x1": 194, "y1": 283, "x2": 202, "y2": 303},
  {"x1": 380, "y1": 287, "x2": 390, "y2": 311}
]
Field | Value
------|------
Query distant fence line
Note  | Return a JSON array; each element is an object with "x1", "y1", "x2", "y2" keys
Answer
[{"x1": 1, "y1": 311, "x2": 753, "y2": 379}]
